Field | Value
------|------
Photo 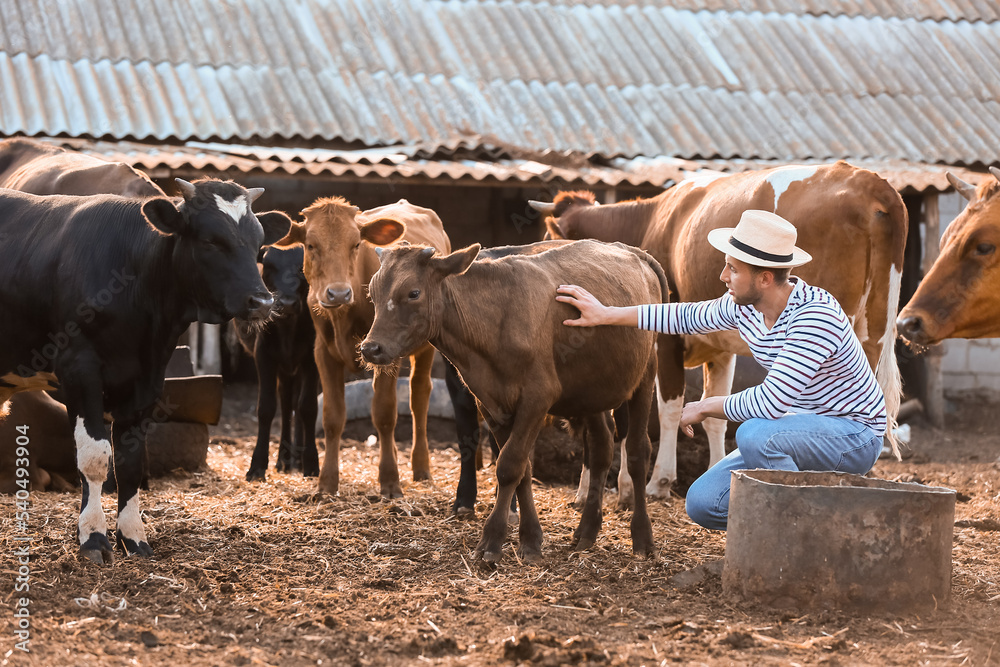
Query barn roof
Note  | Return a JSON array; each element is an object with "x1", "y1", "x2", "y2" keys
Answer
[{"x1": 1, "y1": 0, "x2": 998, "y2": 171}]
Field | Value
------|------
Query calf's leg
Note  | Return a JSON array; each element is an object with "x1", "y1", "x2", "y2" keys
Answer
[
  {"x1": 645, "y1": 333, "x2": 686, "y2": 499},
  {"x1": 407, "y1": 344, "x2": 435, "y2": 482},
  {"x1": 247, "y1": 346, "x2": 278, "y2": 481},
  {"x1": 297, "y1": 363, "x2": 320, "y2": 477},
  {"x1": 112, "y1": 414, "x2": 153, "y2": 557},
  {"x1": 476, "y1": 407, "x2": 545, "y2": 564},
  {"x1": 444, "y1": 359, "x2": 481, "y2": 515},
  {"x1": 371, "y1": 367, "x2": 402, "y2": 498},
  {"x1": 275, "y1": 373, "x2": 295, "y2": 472},
  {"x1": 626, "y1": 363, "x2": 657, "y2": 557},
  {"x1": 316, "y1": 342, "x2": 345, "y2": 495},
  {"x1": 572, "y1": 413, "x2": 613, "y2": 551}
]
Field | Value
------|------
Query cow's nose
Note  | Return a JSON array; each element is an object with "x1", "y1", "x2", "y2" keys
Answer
[
  {"x1": 896, "y1": 314, "x2": 923, "y2": 340},
  {"x1": 325, "y1": 286, "x2": 352, "y2": 306},
  {"x1": 360, "y1": 340, "x2": 385, "y2": 364},
  {"x1": 247, "y1": 293, "x2": 274, "y2": 319}
]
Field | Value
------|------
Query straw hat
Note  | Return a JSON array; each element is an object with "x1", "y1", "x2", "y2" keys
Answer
[{"x1": 707, "y1": 209, "x2": 812, "y2": 268}]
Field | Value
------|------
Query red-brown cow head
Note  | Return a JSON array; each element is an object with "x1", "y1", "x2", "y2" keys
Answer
[
  {"x1": 360, "y1": 244, "x2": 480, "y2": 365},
  {"x1": 276, "y1": 197, "x2": 406, "y2": 313},
  {"x1": 530, "y1": 191, "x2": 598, "y2": 240},
  {"x1": 897, "y1": 170, "x2": 1000, "y2": 345}
]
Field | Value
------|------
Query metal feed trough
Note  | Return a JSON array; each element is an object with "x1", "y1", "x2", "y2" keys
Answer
[{"x1": 723, "y1": 469, "x2": 955, "y2": 612}]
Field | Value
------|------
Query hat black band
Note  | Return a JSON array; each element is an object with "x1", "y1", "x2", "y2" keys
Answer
[{"x1": 729, "y1": 236, "x2": 793, "y2": 263}]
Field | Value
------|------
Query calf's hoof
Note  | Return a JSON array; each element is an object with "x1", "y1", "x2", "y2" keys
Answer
[
  {"x1": 79, "y1": 533, "x2": 115, "y2": 565},
  {"x1": 317, "y1": 480, "x2": 339, "y2": 496},
  {"x1": 302, "y1": 463, "x2": 320, "y2": 478},
  {"x1": 412, "y1": 469, "x2": 433, "y2": 483},
  {"x1": 452, "y1": 502, "x2": 475, "y2": 519},
  {"x1": 380, "y1": 482, "x2": 404, "y2": 499},
  {"x1": 246, "y1": 468, "x2": 266, "y2": 482},
  {"x1": 616, "y1": 494, "x2": 635, "y2": 512},
  {"x1": 517, "y1": 545, "x2": 543, "y2": 564},
  {"x1": 645, "y1": 478, "x2": 673, "y2": 500},
  {"x1": 276, "y1": 458, "x2": 292, "y2": 473}
]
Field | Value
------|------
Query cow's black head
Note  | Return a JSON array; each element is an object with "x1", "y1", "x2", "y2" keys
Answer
[
  {"x1": 141, "y1": 178, "x2": 291, "y2": 323},
  {"x1": 260, "y1": 245, "x2": 307, "y2": 315}
]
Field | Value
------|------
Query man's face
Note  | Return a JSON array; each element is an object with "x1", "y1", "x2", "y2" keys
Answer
[{"x1": 720, "y1": 255, "x2": 764, "y2": 306}]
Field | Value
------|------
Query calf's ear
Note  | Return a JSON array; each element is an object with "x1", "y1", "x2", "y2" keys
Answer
[
  {"x1": 273, "y1": 220, "x2": 306, "y2": 248},
  {"x1": 360, "y1": 218, "x2": 406, "y2": 246},
  {"x1": 434, "y1": 244, "x2": 480, "y2": 276},
  {"x1": 142, "y1": 198, "x2": 186, "y2": 236},
  {"x1": 544, "y1": 218, "x2": 565, "y2": 240},
  {"x1": 257, "y1": 211, "x2": 294, "y2": 246}
]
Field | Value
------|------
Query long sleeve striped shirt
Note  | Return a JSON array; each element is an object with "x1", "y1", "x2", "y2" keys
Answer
[{"x1": 637, "y1": 278, "x2": 886, "y2": 435}]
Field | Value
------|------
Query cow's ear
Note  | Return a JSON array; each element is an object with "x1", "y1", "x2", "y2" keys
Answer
[
  {"x1": 273, "y1": 220, "x2": 306, "y2": 248},
  {"x1": 142, "y1": 198, "x2": 185, "y2": 236},
  {"x1": 257, "y1": 211, "x2": 293, "y2": 246},
  {"x1": 544, "y1": 218, "x2": 565, "y2": 240},
  {"x1": 434, "y1": 244, "x2": 480, "y2": 276},
  {"x1": 360, "y1": 218, "x2": 406, "y2": 246}
]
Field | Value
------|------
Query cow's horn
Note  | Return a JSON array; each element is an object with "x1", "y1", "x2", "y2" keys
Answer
[
  {"x1": 247, "y1": 187, "x2": 265, "y2": 203},
  {"x1": 946, "y1": 172, "x2": 977, "y2": 201},
  {"x1": 374, "y1": 247, "x2": 385, "y2": 259},
  {"x1": 175, "y1": 178, "x2": 197, "y2": 199},
  {"x1": 528, "y1": 200, "x2": 556, "y2": 214},
  {"x1": 990, "y1": 166, "x2": 1000, "y2": 185}
]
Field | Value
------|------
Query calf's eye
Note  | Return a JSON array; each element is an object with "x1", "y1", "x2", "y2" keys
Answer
[
  {"x1": 408, "y1": 289, "x2": 420, "y2": 300},
  {"x1": 976, "y1": 243, "x2": 995, "y2": 256}
]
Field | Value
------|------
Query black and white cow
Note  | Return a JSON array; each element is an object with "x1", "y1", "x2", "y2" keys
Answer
[
  {"x1": 0, "y1": 178, "x2": 290, "y2": 564},
  {"x1": 234, "y1": 246, "x2": 319, "y2": 481}
]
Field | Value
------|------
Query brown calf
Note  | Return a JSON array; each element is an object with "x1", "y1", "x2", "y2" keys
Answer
[
  {"x1": 277, "y1": 198, "x2": 450, "y2": 497},
  {"x1": 360, "y1": 240, "x2": 666, "y2": 563}
]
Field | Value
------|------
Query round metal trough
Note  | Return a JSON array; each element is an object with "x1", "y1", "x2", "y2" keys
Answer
[{"x1": 722, "y1": 469, "x2": 956, "y2": 612}]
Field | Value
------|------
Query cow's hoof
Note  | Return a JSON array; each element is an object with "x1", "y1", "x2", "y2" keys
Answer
[
  {"x1": 517, "y1": 546, "x2": 543, "y2": 563},
  {"x1": 645, "y1": 479, "x2": 673, "y2": 500},
  {"x1": 117, "y1": 534, "x2": 154, "y2": 558},
  {"x1": 572, "y1": 536, "x2": 596, "y2": 552},
  {"x1": 302, "y1": 465, "x2": 319, "y2": 478},
  {"x1": 412, "y1": 470, "x2": 432, "y2": 482},
  {"x1": 478, "y1": 549, "x2": 502, "y2": 564},
  {"x1": 276, "y1": 459, "x2": 291, "y2": 473},
  {"x1": 380, "y1": 484, "x2": 404, "y2": 499},
  {"x1": 615, "y1": 496, "x2": 634, "y2": 512},
  {"x1": 632, "y1": 544, "x2": 657, "y2": 559},
  {"x1": 452, "y1": 504, "x2": 475, "y2": 519},
  {"x1": 79, "y1": 533, "x2": 115, "y2": 565},
  {"x1": 317, "y1": 480, "x2": 339, "y2": 496},
  {"x1": 246, "y1": 468, "x2": 266, "y2": 482}
]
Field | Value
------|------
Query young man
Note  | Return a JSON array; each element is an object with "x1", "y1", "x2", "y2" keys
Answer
[{"x1": 555, "y1": 209, "x2": 885, "y2": 530}]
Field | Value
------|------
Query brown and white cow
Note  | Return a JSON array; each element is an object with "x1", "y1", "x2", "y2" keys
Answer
[
  {"x1": 360, "y1": 240, "x2": 666, "y2": 563},
  {"x1": 535, "y1": 161, "x2": 907, "y2": 496},
  {"x1": 898, "y1": 169, "x2": 1000, "y2": 344},
  {"x1": 276, "y1": 198, "x2": 450, "y2": 497},
  {"x1": 0, "y1": 137, "x2": 165, "y2": 197}
]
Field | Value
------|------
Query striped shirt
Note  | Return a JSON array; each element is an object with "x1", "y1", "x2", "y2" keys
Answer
[{"x1": 637, "y1": 278, "x2": 886, "y2": 435}]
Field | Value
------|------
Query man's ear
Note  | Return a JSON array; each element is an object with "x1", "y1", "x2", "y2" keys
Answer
[
  {"x1": 360, "y1": 217, "x2": 406, "y2": 246},
  {"x1": 273, "y1": 220, "x2": 306, "y2": 247},
  {"x1": 142, "y1": 198, "x2": 185, "y2": 236},
  {"x1": 433, "y1": 244, "x2": 481, "y2": 276},
  {"x1": 257, "y1": 211, "x2": 293, "y2": 246}
]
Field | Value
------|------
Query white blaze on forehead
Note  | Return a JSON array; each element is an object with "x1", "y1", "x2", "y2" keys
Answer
[
  {"x1": 766, "y1": 166, "x2": 819, "y2": 208},
  {"x1": 386, "y1": 299, "x2": 396, "y2": 312},
  {"x1": 214, "y1": 194, "x2": 248, "y2": 223}
]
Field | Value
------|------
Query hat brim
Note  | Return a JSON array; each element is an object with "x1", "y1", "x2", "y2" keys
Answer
[{"x1": 707, "y1": 227, "x2": 812, "y2": 268}]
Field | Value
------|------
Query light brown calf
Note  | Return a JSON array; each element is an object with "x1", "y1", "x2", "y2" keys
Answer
[
  {"x1": 360, "y1": 240, "x2": 667, "y2": 563},
  {"x1": 278, "y1": 198, "x2": 450, "y2": 497}
]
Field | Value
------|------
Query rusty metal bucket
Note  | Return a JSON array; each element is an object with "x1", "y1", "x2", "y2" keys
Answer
[{"x1": 722, "y1": 470, "x2": 955, "y2": 612}]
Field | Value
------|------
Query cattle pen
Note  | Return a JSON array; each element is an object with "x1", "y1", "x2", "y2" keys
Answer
[{"x1": 2, "y1": 382, "x2": 998, "y2": 666}]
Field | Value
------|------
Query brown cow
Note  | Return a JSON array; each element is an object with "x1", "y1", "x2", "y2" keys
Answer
[
  {"x1": 534, "y1": 161, "x2": 907, "y2": 496},
  {"x1": 897, "y1": 169, "x2": 1000, "y2": 344},
  {"x1": 277, "y1": 198, "x2": 450, "y2": 497},
  {"x1": 0, "y1": 137, "x2": 164, "y2": 197},
  {"x1": 359, "y1": 240, "x2": 666, "y2": 563}
]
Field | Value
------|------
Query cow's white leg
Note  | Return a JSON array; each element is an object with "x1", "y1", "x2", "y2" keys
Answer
[
  {"x1": 575, "y1": 465, "x2": 591, "y2": 507},
  {"x1": 75, "y1": 417, "x2": 114, "y2": 564},
  {"x1": 645, "y1": 389, "x2": 683, "y2": 498},
  {"x1": 616, "y1": 439, "x2": 634, "y2": 510},
  {"x1": 702, "y1": 353, "x2": 736, "y2": 468}
]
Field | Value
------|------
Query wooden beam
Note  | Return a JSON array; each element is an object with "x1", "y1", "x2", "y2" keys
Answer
[{"x1": 922, "y1": 192, "x2": 945, "y2": 428}]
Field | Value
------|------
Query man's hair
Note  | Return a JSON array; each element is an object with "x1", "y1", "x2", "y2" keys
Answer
[{"x1": 749, "y1": 265, "x2": 791, "y2": 283}]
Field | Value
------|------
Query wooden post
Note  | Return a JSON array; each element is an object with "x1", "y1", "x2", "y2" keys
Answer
[{"x1": 922, "y1": 192, "x2": 945, "y2": 428}]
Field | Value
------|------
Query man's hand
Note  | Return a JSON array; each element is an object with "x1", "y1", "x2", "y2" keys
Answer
[
  {"x1": 556, "y1": 285, "x2": 638, "y2": 327},
  {"x1": 679, "y1": 396, "x2": 729, "y2": 437}
]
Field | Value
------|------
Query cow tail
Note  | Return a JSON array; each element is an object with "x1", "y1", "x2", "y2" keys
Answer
[{"x1": 873, "y1": 186, "x2": 908, "y2": 460}]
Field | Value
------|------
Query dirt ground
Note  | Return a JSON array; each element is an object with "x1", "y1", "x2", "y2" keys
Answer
[{"x1": 2, "y1": 382, "x2": 999, "y2": 666}]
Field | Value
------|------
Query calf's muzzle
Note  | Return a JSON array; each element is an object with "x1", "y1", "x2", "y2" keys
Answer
[
  {"x1": 245, "y1": 292, "x2": 275, "y2": 320},
  {"x1": 360, "y1": 340, "x2": 393, "y2": 366}
]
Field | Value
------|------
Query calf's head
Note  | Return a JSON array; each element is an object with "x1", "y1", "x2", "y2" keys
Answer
[
  {"x1": 141, "y1": 178, "x2": 291, "y2": 322},
  {"x1": 261, "y1": 246, "x2": 308, "y2": 314},
  {"x1": 360, "y1": 244, "x2": 481, "y2": 365},
  {"x1": 897, "y1": 170, "x2": 1000, "y2": 344},
  {"x1": 276, "y1": 197, "x2": 406, "y2": 312}
]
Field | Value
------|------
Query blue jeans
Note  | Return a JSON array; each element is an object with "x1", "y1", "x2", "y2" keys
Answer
[{"x1": 685, "y1": 414, "x2": 883, "y2": 531}]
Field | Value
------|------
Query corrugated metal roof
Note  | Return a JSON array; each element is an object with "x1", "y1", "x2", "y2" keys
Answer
[
  {"x1": 2, "y1": 1, "x2": 999, "y2": 163},
  {"x1": 48, "y1": 136, "x2": 981, "y2": 193}
]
